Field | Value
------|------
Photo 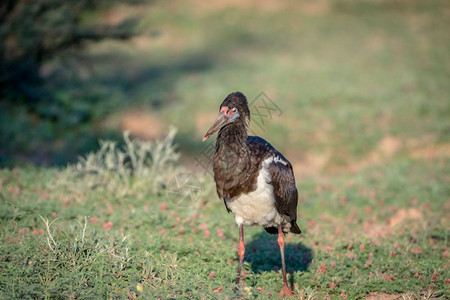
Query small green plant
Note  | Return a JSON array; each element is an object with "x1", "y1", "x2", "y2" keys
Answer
[{"x1": 66, "y1": 127, "x2": 179, "y2": 193}]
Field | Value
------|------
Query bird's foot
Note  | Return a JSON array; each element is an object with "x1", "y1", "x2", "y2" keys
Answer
[{"x1": 279, "y1": 284, "x2": 293, "y2": 297}]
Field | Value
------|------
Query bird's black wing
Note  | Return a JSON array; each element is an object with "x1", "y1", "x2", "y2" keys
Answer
[
  {"x1": 247, "y1": 136, "x2": 301, "y2": 234},
  {"x1": 267, "y1": 152, "x2": 302, "y2": 234}
]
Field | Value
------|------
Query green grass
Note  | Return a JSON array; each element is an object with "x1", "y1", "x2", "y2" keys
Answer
[
  {"x1": 1, "y1": 0, "x2": 449, "y2": 298},
  {"x1": 0, "y1": 140, "x2": 448, "y2": 299}
]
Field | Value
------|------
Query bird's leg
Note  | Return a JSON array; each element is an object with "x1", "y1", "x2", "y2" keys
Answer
[
  {"x1": 235, "y1": 223, "x2": 245, "y2": 287},
  {"x1": 278, "y1": 225, "x2": 293, "y2": 297}
]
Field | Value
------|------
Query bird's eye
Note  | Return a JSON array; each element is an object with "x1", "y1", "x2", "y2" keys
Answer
[{"x1": 229, "y1": 107, "x2": 238, "y2": 115}]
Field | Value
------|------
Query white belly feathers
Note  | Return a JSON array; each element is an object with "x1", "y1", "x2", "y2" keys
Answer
[{"x1": 225, "y1": 157, "x2": 285, "y2": 227}]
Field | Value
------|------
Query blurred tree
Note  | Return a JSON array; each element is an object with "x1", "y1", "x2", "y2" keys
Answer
[{"x1": 0, "y1": 0, "x2": 139, "y2": 103}]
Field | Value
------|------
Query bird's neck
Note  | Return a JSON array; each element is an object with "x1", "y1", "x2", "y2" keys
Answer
[
  {"x1": 216, "y1": 121, "x2": 248, "y2": 153},
  {"x1": 213, "y1": 120, "x2": 253, "y2": 199}
]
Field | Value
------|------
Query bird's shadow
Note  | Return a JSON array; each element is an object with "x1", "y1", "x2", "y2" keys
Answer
[{"x1": 244, "y1": 231, "x2": 312, "y2": 274}]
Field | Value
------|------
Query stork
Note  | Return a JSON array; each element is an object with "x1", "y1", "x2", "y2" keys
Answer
[{"x1": 202, "y1": 91, "x2": 301, "y2": 296}]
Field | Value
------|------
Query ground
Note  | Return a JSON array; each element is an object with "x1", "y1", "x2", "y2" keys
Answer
[{"x1": 0, "y1": 0, "x2": 449, "y2": 298}]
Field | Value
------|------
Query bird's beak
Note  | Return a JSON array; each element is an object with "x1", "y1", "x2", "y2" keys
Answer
[{"x1": 202, "y1": 111, "x2": 228, "y2": 141}]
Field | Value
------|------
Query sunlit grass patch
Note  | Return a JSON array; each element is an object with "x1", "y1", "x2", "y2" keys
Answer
[{"x1": 1, "y1": 148, "x2": 448, "y2": 298}]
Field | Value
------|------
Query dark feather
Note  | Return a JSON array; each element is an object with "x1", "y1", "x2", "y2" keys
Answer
[
  {"x1": 223, "y1": 197, "x2": 231, "y2": 213},
  {"x1": 264, "y1": 226, "x2": 278, "y2": 234},
  {"x1": 267, "y1": 157, "x2": 299, "y2": 220},
  {"x1": 266, "y1": 147, "x2": 301, "y2": 234}
]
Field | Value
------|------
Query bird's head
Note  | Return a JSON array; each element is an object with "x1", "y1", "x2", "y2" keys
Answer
[{"x1": 202, "y1": 92, "x2": 250, "y2": 141}]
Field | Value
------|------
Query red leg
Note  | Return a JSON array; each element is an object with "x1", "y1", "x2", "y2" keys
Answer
[
  {"x1": 278, "y1": 225, "x2": 293, "y2": 297},
  {"x1": 236, "y1": 223, "x2": 245, "y2": 286}
]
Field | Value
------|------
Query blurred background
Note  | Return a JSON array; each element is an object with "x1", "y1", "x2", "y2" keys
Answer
[
  {"x1": 1, "y1": 2, "x2": 449, "y2": 297},
  {"x1": 1, "y1": 0, "x2": 449, "y2": 176}
]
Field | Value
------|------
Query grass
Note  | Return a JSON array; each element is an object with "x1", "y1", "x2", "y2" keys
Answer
[
  {"x1": 1, "y1": 0, "x2": 449, "y2": 298},
  {"x1": 0, "y1": 134, "x2": 448, "y2": 299}
]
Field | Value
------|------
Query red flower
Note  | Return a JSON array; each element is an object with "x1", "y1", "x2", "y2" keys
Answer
[
  {"x1": 256, "y1": 286, "x2": 264, "y2": 292},
  {"x1": 103, "y1": 221, "x2": 113, "y2": 230},
  {"x1": 322, "y1": 245, "x2": 334, "y2": 252},
  {"x1": 410, "y1": 247, "x2": 422, "y2": 254},
  {"x1": 213, "y1": 287, "x2": 223, "y2": 293},
  {"x1": 331, "y1": 262, "x2": 336, "y2": 268},
  {"x1": 329, "y1": 282, "x2": 337, "y2": 288},
  {"x1": 432, "y1": 271, "x2": 438, "y2": 282},
  {"x1": 340, "y1": 291, "x2": 347, "y2": 299},
  {"x1": 208, "y1": 271, "x2": 215, "y2": 279},
  {"x1": 317, "y1": 263, "x2": 327, "y2": 274},
  {"x1": 383, "y1": 274, "x2": 394, "y2": 281},
  {"x1": 160, "y1": 203, "x2": 167, "y2": 211},
  {"x1": 347, "y1": 252, "x2": 356, "y2": 260},
  {"x1": 217, "y1": 229, "x2": 225, "y2": 238}
]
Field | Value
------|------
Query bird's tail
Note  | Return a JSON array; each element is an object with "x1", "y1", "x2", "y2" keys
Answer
[
  {"x1": 264, "y1": 221, "x2": 302, "y2": 235},
  {"x1": 290, "y1": 221, "x2": 302, "y2": 234}
]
